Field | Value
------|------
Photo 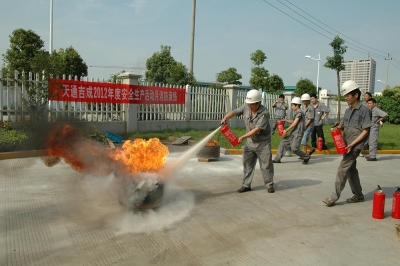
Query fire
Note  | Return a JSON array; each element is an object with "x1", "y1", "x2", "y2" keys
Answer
[
  {"x1": 44, "y1": 124, "x2": 169, "y2": 178},
  {"x1": 206, "y1": 140, "x2": 219, "y2": 146},
  {"x1": 115, "y1": 138, "x2": 169, "y2": 174},
  {"x1": 45, "y1": 124, "x2": 117, "y2": 175}
]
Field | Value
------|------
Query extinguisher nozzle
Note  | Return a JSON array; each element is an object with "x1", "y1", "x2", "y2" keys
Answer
[{"x1": 377, "y1": 185, "x2": 382, "y2": 191}]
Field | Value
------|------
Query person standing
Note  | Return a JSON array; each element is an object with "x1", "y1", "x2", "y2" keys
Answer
[
  {"x1": 221, "y1": 89, "x2": 275, "y2": 193},
  {"x1": 270, "y1": 94, "x2": 288, "y2": 135},
  {"x1": 365, "y1": 98, "x2": 388, "y2": 161},
  {"x1": 310, "y1": 93, "x2": 330, "y2": 150},
  {"x1": 272, "y1": 97, "x2": 311, "y2": 164},
  {"x1": 300, "y1": 93, "x2": 315, "y2": 155},
  {"x1": 359, "y1": 92, "x2": 373, "y2": 157},
  {"x1": 323, "y1": 80, "x2": 372, "y2": 207}
]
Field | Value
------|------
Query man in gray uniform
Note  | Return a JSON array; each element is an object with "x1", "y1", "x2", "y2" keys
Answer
[
  {"x1": 272, "y1": 97, "x2": 311, "y2": 164},
  {"x1": 323, "y1": 80, "x2": 372, "y2": 207},
  {"x1": 365, "y1": 98, "x2": 388, "y2": 161},
  {"x1": 300, "y1": 93, "x2": 315, "y2": 155},
  {"x1": 310, "y1": 93, "x2": 330, "y2": 150},
  {"x1": 221, "y1": 89, "x2": 274, "y2": 193},
  {"x1": 270, "y1": 94, "x2": 288, "y2": 135}
]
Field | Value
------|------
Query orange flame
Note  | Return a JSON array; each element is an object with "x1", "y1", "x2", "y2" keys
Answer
[
  {"x1": 206, "y1": 140, "x2": 219, "y2": 146},
  {"x1": 45, "y1": 124, "x2": 118, "y2": 175},
  {"x1": 45, "y1": 124, "x2": 169, "y2": 178},
  {"x1": 115, "y1": 138, "x2": 169, "y2": 174}
]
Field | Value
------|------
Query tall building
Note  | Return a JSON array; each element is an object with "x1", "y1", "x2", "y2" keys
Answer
[{"x1": 341, "y1": 59, "x2": 376, "y2": 94}]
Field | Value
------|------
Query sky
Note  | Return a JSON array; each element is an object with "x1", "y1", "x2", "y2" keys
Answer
[{"x1": 1, "y1": 0, "x2": 400, "y2": 93}]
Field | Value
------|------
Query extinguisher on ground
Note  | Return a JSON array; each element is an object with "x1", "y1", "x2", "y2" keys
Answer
[
  {"x1": 372, "y1": 185, "x2": 385, "y2": 219},
  {"x1": 331, "y1": 127, "x2": 347, "y2": 154},
  {"x1": 277, "y1": 121, "x2": 284, "y2": 136},
  {"x1": 392, "y1": 187, "x2": 400, "y2": 219},
  {"x1": 220, "y1": 125, "x2": 239, "y2": 147},
  {"x1": 317, "y1": 138, "x2": 323, "y2": 151}
]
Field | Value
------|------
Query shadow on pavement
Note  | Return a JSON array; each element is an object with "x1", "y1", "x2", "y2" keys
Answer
[{"x1": 272, "y1": 179, "x2": 322, "y2": 191}]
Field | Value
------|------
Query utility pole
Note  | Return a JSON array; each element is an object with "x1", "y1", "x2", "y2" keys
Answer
[
  {"x1": 50, "y1": 0, "x2": 53, "y2": 54},
  {"x1": 385, "y1": 53, "x2": 392, "y2": 88},
  {"x1": 189, "y1": 0, "x2": 196, "y2": 74}
]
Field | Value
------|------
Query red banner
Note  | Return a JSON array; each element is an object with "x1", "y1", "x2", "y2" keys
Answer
[{"x1": 49, "y1": 79, "x2": 186, "y2": 104}]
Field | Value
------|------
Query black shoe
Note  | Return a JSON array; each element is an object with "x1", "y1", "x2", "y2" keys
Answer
[
  {"x1": 302, "y1": 157, "x2": 310, "y2": 164},
  {"x1": 272, "y1": 159, "x2": 281, "y2": 163},
  {"x1": 366, "y1": 157, "x2": 377, "y2": 161},
  {"x1": 237, "y1": 186, "x2": 251, "y2": 193},
  {"x1": 308, "y1": 148, "x2": 316, "y2": 156},
  {"x1": 346, "y1": 195, "x2": 364, "y2": 203},
  {"x1": 267, "y1": 187, "x2": 275, "y2": 193}
]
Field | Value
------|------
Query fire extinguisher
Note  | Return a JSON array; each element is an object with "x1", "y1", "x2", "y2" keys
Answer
[
  {"x1": 391, "y1": 187, "x2": 400, "y2": 219},
  {"x1": 372, "y1": 185, "x2": 385, "y2": 219},
  {"x1": 317, "y1": 138, "x2": 323, "y2": 151},
  {"x1": 220, "y1": 125, "x2": 239, "y2": 147},
  {"x1": 331, "y1": 128, "x2": 347, "y2": 154},
  {"x1": 277, "y1": 121, "x2": 284, "y2": 136}
]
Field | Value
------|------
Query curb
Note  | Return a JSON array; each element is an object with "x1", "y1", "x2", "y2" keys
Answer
[
  {"x1": 0, "y1": 150, "x2": 47, "y2": 160},
  {"x1": 220, "y1": 148, "x2": 400, "y2": 156}
]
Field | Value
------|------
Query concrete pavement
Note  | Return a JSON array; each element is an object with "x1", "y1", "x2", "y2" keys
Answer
[{"x1": 0, "y1": 143, "x2": 399, "y2": 265}]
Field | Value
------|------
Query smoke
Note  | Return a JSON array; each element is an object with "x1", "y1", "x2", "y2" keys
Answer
[
  {"x1": 111, "y1": 182, "x2": 195, "y2": 234},
  {"x1": 81, "y1": 173, "x2": 194, "y2": 234},
  {"x1": 36, "y1": 124, "x2": 221, "y2": 234}
]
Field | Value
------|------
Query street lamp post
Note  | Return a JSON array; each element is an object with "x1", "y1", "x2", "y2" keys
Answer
[
  {"x1": 305, "y1": 54, "x2": 321, "y2": 92},
  {"x1": 377, "y1": 79, "x2": 387, "y2": 90}
]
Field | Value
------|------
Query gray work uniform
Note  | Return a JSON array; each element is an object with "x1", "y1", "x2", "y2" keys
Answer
[
  {"x1": 331, "y1": 102, "x2": 372, "y2": 201},
  {"x1": 311, "y1": 102, "x2": 330, "y2": 149},
  {"x1": 368, "y1": 106, "x2": 388, "y2": 159},
  {"x1": 313, "y1": 102, "x2": 330, "y2": 126},
  {"x1": 274, "y1": 109, "x2": 310, "y2": 161},
  {"x1": 301, "y1": 104, "x2": 315, "y2": 145},
  {"x1": 271, "y1": 102, "x2": 288, "y2": 135},
  {"x1": 233, "y1": 104, "x2": 274, "y2": 189}
]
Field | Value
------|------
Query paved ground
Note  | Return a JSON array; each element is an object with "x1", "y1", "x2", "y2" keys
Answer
[{"x1": 1, "y1": 142, "x2": 399, "y2": 266}]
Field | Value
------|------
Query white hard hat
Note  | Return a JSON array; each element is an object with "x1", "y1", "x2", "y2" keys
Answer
[
  {"x1": 245, "y1": 89, "x2": 261, "y2": 103},
  {"x1": 300, "y1": 93, "x2": 311, "y2": 101},
  {"x1": 341, "y1": 80, "x2": 359, "y2": 95},
  {"x1": 291, "y1": 97, "x2": 301, "y2": 105}
]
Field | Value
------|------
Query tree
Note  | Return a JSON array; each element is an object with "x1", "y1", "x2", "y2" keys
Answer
[
  {"x1": 324, "y1": 36, "x2": 347, "y2": 122},
  {"x1": 217, "y1": 67, "x2": 242, "y2": 85},
  {"x1": 249, "y1": 49, "x2": 269, "y2": 92},
  {"x1": 108, "y1": 70, "x2": 126, "y2": 83},
  {"x1": 145, "y1": 45, "x2": 196, "y2": 86},
  {"x1": 50, "y1": 46, "x2": 88, "y2": 78},
  {"x1": 294, "y1": 78, "x2": 317, "y2": 97},
  {"x1": 267, "y1": 74, "x2": 285, "y2": 93},
  {"x1": 3, "y1": 28, "x2": 44, "y2": 75},
  {"x1": 1, "y1": 28, "x2": 88, "y2": 122},
  {"x1": 382, "y1": 85, "x2": 400, "y2": 102}
]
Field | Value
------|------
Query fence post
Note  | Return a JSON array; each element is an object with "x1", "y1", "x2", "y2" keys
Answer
[
  {"x1": 283, "y1": 91, "x2": 295, "y2": 120},
  {"x1": 119, "y1": 72, "x2": 141, "y2": 133},
  {"x1": 185, "y1": 84, "x2": 191, "y2": 121},
  {"x1": 223, "y1": 84, "x2": 239, "y2": 127}
]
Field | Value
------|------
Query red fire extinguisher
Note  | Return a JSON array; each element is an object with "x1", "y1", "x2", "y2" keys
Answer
[
  {"x1": 331, "y1": 128, "x2": 347, "y2": 154},
  {"x1": 391, "y1": 187, "x2": 400, "y2": 219},
  {"x1": 220, "y1": 125, "x2": 239, "y2": 147},
  {"x1": 277, "y1": 121, "x2": 284, "y2": 136},
  {"x1": 372, "y1": 185, "x2": 385, "y2": 219},
  {"x1": 317, "y1": 138, "x2": 323, "y2": 151}
]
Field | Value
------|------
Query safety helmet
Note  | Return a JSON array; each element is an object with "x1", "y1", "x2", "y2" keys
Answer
[
  {"x1": 341, "y1": 80, "x2": 359, "y2": 95},
  {"x1": 245, "y1": 89, "x2": 261, "y2": 103},
  {"x1": 291, "y1": 97, "x2": 301, "y2": 105},
  {"x1": 300, "y1": 93, "x2": 311, "y2": 101}
]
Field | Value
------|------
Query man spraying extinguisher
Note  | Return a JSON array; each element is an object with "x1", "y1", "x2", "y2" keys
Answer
[
  {"x1": 322, "y1": 80, "x2": 372, "y2": 207},
  {"x1": 221, "y1": 89, "x2": 275, "y2": 194}
]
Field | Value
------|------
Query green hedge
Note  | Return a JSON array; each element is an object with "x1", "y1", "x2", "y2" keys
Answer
[{"x1": 375, "y1": 96, "x2": 400, "y2": 124}]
